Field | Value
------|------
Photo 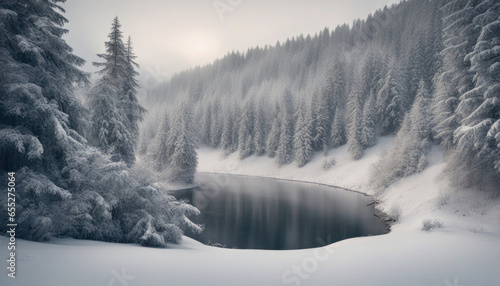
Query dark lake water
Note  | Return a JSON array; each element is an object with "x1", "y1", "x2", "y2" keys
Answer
[{"x1": 172, "y1": 173, "x2": 388, "y2": 250}]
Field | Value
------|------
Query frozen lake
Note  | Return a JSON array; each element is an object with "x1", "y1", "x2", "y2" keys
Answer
[{"x1": 172, "y1": 173, "x2": 388, "y2": 250}]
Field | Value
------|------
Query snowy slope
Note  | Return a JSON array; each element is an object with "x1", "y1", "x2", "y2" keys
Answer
[{"x1": 2, "y1": 136, "x2": 500, "y2": 286}]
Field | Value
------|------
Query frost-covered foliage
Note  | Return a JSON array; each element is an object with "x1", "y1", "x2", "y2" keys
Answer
[
  {"x1": 294, "y1": 99, "x2": 313, "y2": 167},
  {"x1": 377, "y1": 62, "x2": 408, "y2": 135},
  {"x1": 238, "y1": 98, "x2": 256, "y2": 159},
  {"x1": 322, "y1": 154, "x2": 336, "y2": 170},
  {"x1": 148, "y1": 99, "x2": 198, "y2": 184},
  {"x1": 254, "y1": 97, "x2": 268, "y2": 156},
  {"x1": 88, "y1": 17, "x2": 146, "y2": 166},
  {"x1": 371, "y1": 81, "x2": 433, "y2": 189},
  {"x1": 220, "y1": 102, "x2": 239, "y2": 155},
  {"x1": 437, "y1": 0, "x2": 500, "y2": 191},
  {"x1": 330, "y1": 107, "x2": 346, "y2": 148},
  {"x1": 421, "y1": 219, "x2": 443, "y2": 231},
  {"x1": 361, "y1": 91, "x2": 378, "y2": 148},
  {"x1": 277, "y1": 89, "x2": 295, "y2": 165},
  {"x1": 169, "y1": 100, "x2": 198, "y2": 184},
  {"x1": 0, "y1": 0, "x2": 199, "y2": 246},
  {"x1": 347, "y1": 84, "x2": 365, "y2": 160},
  {"x1": 86, "y1": 79, "x2": 135, "y2": 165}
]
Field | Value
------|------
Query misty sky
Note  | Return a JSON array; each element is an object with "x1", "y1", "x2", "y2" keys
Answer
[{"x1": 62, "y1": 0, "x2": 400, "y2": 85}]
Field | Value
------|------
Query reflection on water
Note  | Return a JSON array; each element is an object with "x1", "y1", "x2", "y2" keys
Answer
[{"x1": 172, "y1": 173, "x2": 388, "y2": 250}]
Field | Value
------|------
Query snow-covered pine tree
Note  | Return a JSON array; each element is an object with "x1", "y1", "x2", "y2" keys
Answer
[
  {"x1": 377, "y1": 61, "x2": 408, "y2": 135},
  {"x1": 121, "y1": 36, "x2": 146, "y2": 148},
  {"x1": 170, "y1": 100, "x2": 198, "y2": 184},
  {"x1": 294, "y1": 99, "x2": 313, "y2": 167},
  {"x1": 231, "y1": 103, "x2": 241, "y2": 152},
  {"x1": 432, "y1": 0, "x2": 481, "y2": 152},
  {"x1": 277, "y1": 89, "x2": 295, "y2": 165},
  {"x1": 405, "y1": 80, "x2": 433, "y2": 174},
  {"x1": 238, "y1": 97, "x2": 255, "y2": 159},
  {"x1": 86, "y1": 78, "x2": 135, "y2": 165},
  {"x1": 332, "y1": 55, "x2": 348, "y2": 110},
  {"x1": 313, "y1": 87, "x2": 332, "y2": 153},
  {"x1": 267, "y1": 100, "x2": 281, "y2": 158},
  {"x1": 221, "y1": 102, "x2": 236, "y2": 155},
  {"x1": 210, "y1": 98, "x2": 222, "y2": 148},
  {"x1": 330, "y1": 107, "x2": 346, "y2": 148},
  {"x1": 361, "y1": 90, "x2": 378, "y2": 148},
  {"x1": 201, "y1": 100, "x2": 212, "y2": 145},
  {"x1": 361, "y1": 52, "x2": 385, "y2": 103},
  {"x1": 371, "y1": 80, "x2": 433, "y2": 189},
  {"x1": 308, "y1": 91, "x2": 319, "y2": 147},
  {"x1": 429, "y1": 1, "x2": 445, "y2": 81},
  {"x1": 254, "y1": 97, "x2": 268, "y2": 156},
  {"x1": 267, "y1": 117, "x2": 281, "y2": 158},
  {"x1": 90, "y1": 17, "x2": 143, "y2": 166},
  {"x1": 347, "y1": 82, "x2": 365, "y2": 160},
  {"x1": 93, "y1": 17, "x2": 128, "y2": 82},
  {"x1": 165, "y1": 107, "x2": 181, "y2": 165},
  {"x1": 452, "y1": 0, "x2": 500, "y2": 187},
  {"x1": 150, "y1": 111, "x2": 171, "y2": 171}
]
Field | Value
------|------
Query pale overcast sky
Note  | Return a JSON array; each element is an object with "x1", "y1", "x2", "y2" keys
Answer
[{"x1": 62, "y1": 0, "x2": 400, "y2": 82}]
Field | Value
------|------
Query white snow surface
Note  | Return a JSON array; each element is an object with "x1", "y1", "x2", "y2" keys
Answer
[{"x1": 2, "y1": 136, "x2": 500, "y2": 286}]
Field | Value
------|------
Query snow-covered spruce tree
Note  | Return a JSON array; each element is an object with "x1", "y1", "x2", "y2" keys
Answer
[
  {"x1": 266, "y1": 100, "x2": 281, "y2": 158},
  {"x1": 164, "y1": 109, "x2": 181, "y2": 168},
  {"x1": 221, "y1": 102, "x2": 237, "y2": 155},
  {"x1": 294, "y1": 99, "x2": 313, "y2": 167},
  {"x1": 432, "y1": 0, "x2": 481, "y2": 152},
  {"x1": 149, "y1": 111, "x2": 171, "y2": 171},
  {"x1": 254, "y1": 97, "x2": 268, "y2": 156},
  {"x1": 308, "y1": 90, "x2": 319, "y2": 147},
  {"x1": 86, "y1": 78, "x2": 135, "y2": 165},
  {"x1": 411, "y1": 31, "x2": 435, "y2": 92},
  {"x1": 0, "y1": 1, "x2": 200, "y2": 246},
  {"x1": 330, "y1": 107, "x2": 346, "y2": 148},
  {"x1": 90, "y1": 17, "x2": 145, "y2": 166},
  {"x1": 313, "y1": 87, "x2": 332, "y2": 153},
  {"x1": 377, "y1": 61, "x2": 408, "y2": 135},
  {"x1": 451, "y1": 0, "x2": 500, "y2": 188},
  {"x1": 238, "y1": 97, "x2": 255, "y2": 159},
  {"x1": 276, "y1": 90, "x2": 295, "y2": 165},
  {"x1": 121, "y1": 36, "x2": 146, "y2": 148},
  {"x1": 200, "y1": 100, "x2": 212, "y2": 145},
  {"x1": 347, "y1": 83, "x2": 365, "y2": 160},
  {"x1": 361, "y1": 52, "x2": 385, "y2": 103},
  {"x1": 371, "y1": 80, "x2": 433, "y2": 189},
  {"x1": 404, "y1": 80, "x2": 433, "y2": 175},
  {"x1": 231, "y1": 103, "x2": 241, "y2": 152},
  {"x1": 170, "y1": 100, "x2": 198, "y2": 184},
  {"x1": 331, "y1": 55, "x2": 348, "y2": 110},
  {"x1": 210, "y1": 98, "x2": 222, "y2": 148},
  {"x1": 93, "y1": 17, "x2": 128, "y2": 82},
  {"x1": 361, "y1": 90, "x2": 378, "y2": 148},
  {"x1": 267, "y1": 116, "x2": 281, "y2": 158}
]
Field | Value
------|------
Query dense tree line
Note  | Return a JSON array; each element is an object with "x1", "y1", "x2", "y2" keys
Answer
[{"x1": 142, "y1": 0, "x2": 500, "y2": 192}]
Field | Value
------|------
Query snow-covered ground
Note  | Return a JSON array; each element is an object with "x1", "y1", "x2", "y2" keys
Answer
[{"x1": 2, "y1": 136, "x2": 500, "y2": 286}]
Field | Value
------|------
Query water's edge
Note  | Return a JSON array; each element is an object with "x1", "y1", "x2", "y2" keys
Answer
[{"x1": 170, "y1": 172, "x2": 395, "y2": 239}]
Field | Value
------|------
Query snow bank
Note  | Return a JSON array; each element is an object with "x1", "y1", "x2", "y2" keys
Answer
[{"x1": 2, "y1": 137, "x2": 500, "y2": 286}]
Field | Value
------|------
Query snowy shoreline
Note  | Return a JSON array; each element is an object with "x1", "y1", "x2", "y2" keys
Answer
[
  {"x1": 197, "y1": 171, "x2": 372, "y2": 197},
  {"x1": 2, "y1": 138, "x2": 500, "y2": 286}
]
